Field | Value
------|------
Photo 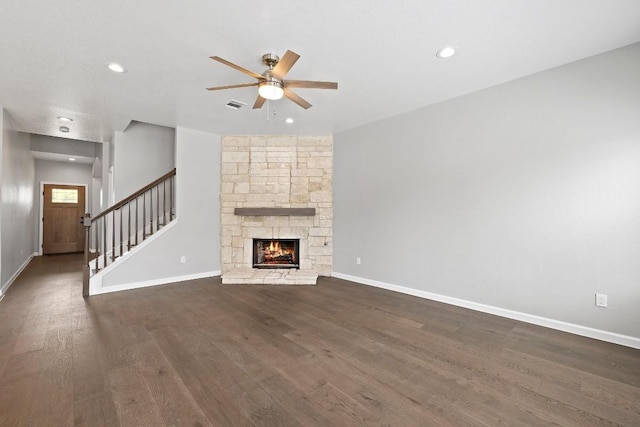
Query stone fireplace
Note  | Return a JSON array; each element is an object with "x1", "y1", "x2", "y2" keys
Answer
[{"x1": 220, "y1": 135, "x2": 332, "y2": 284}]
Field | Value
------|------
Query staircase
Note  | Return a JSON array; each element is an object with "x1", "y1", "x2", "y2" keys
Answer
[{"x1": 82, "y1": 169, "x2": 176, "y2": 296}]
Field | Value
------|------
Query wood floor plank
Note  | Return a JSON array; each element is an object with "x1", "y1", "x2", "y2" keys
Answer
[
  {"x1": 0, "y1": 378, "x2": 36, "y2": 426},
  {"x1": 129, "y1": 340, "x2": 212, "y2": 427},
  {"x1": 108, "y1": 364, "x2": 167, "y2": 427},
  {"x1": 1, "y1": 349, "x2": 44, "y2": 385},
  {"x1": 1, "y1": 255, "x2": 639, "y2": 425},
  {"x1": 73, "y1": 394, "x2": 120, "y2": 427},
  {"x1": 10, "y1": 313, "x2": 50, "y2": 355},
  {"x1": 505, "y1": 325, "x2": 640, "y2": 386},
  {"x1": 25, "y1": 326, "x2": 75, "y2": 426},
  {"x1": 150, "y1": 325, "x2": 253, "y2": 425},
  {"x1": 497, "y1": 347, "x2": 640, "y2": 425},
  {"x1": 72, "y1": 310, "x2": 108, "y2": 401},
  {"x1": 157, "y1": 325, "x2": 302, "y2": 426},
  {"x1": 258, "y1": 371, "x2": 370, "y2": 426}
]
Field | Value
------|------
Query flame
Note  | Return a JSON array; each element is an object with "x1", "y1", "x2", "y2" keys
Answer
[{"x1": 257, "y1": 239, "x2": 297, "y2": 265}]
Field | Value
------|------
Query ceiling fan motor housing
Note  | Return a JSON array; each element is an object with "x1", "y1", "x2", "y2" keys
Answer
[
  {"x1": 261, "y1": 69, "x2": 282, "y2": 84},
  {"x1": 262, "y1": 53, "x2": 280, "y2": 68}
]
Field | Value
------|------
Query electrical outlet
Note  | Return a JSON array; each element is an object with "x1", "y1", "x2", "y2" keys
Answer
[
  {"x1": 180, "y1": 256, "x2": 186, "y2": 264},
  {"x1": 595, "y1": 293, "x2": 608, "y2": 308},
  {"x1": 356, "y1": 257, "x2": 361, "y2": 265}
]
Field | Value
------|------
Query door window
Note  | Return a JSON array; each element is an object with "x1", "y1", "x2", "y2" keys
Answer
[{"x1": 51, "y1": 188, "x2": 79, "y2": 204}]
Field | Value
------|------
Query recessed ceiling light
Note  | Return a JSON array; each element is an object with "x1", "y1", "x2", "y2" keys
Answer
[
  {"x1": 436, "y1": 46, "x2": 457, "y2": 59},
  {"x1": 285, "y1": 118, "x2": 294, "y2": 124},
  {"x1": 57, "y1": 116, "x2": 73, "y2": 122},
  {"x1": 59, "y1": 126, "x2": 70, "y2": 133},
  {"x1": 107, "y1": 62, "x2": 126, "y2": 73},
  {"x1": 69, "y1": 158, "x2": 76, "y2": 162}
]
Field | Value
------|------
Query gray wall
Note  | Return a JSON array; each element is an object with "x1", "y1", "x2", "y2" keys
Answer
[
  {"x1": 334, "y1": 43, "x2": 640, "y2": 339},
  {"x1": 100, "y1": 127, "x2": 220, "y2": 288},
  {"x1": 113, "y1": 121, "x2": 175, "y2": 201},
  {"x1": 31, "y1": 134, "x2": 96, "y2": 158},
  {"x1": 92, "y1": 143, "x2": 103, "y2": 215},
  {"x1": 35, "y1": 159, "x2": 93, "y2": 191},
  {"x1": 1, "y1": 108, "x2": 36, "y2": 293},
  {"x1": 98, "y1": 141, "x2": 110, "y2": 210}
]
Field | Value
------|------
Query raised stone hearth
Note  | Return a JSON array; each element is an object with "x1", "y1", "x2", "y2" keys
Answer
[
  {"x1": 220, "y1": 135, "x2": 333, "y2": 285},
  {"x1": 221, "y1": 268, "x2": 318, "y2": 285}
]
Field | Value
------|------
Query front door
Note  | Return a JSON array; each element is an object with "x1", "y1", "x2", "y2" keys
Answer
[{"x1": 43, "y1": 184, "x2": 86, "y2": 254}]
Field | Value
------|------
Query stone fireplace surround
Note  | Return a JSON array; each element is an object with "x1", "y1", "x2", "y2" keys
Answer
[{"x1": 220, "y1": 135, "x2": 333, "y2": 285}]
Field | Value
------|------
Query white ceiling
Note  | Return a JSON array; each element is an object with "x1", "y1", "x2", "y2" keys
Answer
[{"x1": 1, "y1": 1, "x2": 639, "y2": 143}]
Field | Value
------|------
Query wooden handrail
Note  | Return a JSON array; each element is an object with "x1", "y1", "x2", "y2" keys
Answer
[{"x1": 91, "y1": 168, "x2": 176, "y2": 223}]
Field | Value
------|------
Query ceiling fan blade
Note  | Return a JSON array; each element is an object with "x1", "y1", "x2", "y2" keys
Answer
[
  {"x1": 284, "y1": 80, "x2": 338, "y2": 90},
  {"x1": 253, "y1": 95, "x2": 266, "y2": 109},
  {"x1": 271, "y1": 50, "x2": 300, "y2": 80},
  {"x1": 206, "y1": 82, "x2": 259, "y2": 91},
  {"x1": 210, "y1": 56, "x2": 264, "y2": 80},
  {"x1": 284, "y1": 88, "x2": 312, "y2": 109}
]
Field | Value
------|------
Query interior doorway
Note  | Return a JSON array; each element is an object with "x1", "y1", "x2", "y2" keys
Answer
[{"x1": 41, "y1": 184, "x2": 87, "y2": 254}]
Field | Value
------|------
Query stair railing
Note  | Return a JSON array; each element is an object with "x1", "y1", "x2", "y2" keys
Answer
[{"x1": 82, "y1": 168, "x2": 176, "y2": 296}]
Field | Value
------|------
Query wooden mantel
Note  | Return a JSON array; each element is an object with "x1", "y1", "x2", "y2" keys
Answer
[{"x1": 234, "y1": 207, "x2": 316, "y2": 216}]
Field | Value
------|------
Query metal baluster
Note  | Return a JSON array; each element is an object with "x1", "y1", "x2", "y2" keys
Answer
[
  {"x1": 103, "y1": 216, "x2": 107, "y2": 268},
  {"x1": 149, "y1": 189, "x2": 153, "y2": 236},
  {"x1": 143, "y1": 191, "x2": 147, "y2": 241},
  {"x1": 111, "y1": 211, "x2": 115, "y2": 262},
  {"x1": 156, "y1": 184, "x2": 160, "y2": 230},
  {"x1": 95, "y1": 221, "x2": 99, "y2": 271},
  {"x1": 127, "y1": 201, "x2": 131, "y2": 251},
  {"x1": 83, "y1": 216, "x2": 90, "y2": 297},
  {"x1": 163, "y1": 180, "x2": 167, "y2": 226},
  {"x1": 170, "y1": 175, "x2": 174, "y2": 219},
  {"x1": 135, "y1": 196, "x2": 139, "y2": 246},
  {"x1": 119, "y1": 207, "x2": 123, "y2": 257}
]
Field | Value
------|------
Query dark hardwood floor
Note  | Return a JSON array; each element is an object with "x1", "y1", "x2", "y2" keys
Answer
[{"x1": 1, "y1": 254, "x2": 639, "y2": 426}]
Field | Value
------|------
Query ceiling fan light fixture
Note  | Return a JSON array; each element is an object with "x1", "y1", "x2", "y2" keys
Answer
[{"x1": 258, "y1": 80, "x2": 284, "y2": 100}]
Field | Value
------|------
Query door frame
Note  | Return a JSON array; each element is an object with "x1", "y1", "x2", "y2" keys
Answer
[{"x1": 39, "y1": 181, "x2": 89, "y2": 256}]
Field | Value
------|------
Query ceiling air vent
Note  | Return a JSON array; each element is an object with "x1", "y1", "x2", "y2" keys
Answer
[{"x1": 225, "y1": 99, "x2": 246, "y2": 110}]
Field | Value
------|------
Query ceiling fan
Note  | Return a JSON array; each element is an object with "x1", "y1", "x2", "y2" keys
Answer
[{"x1": 206, "y1": 50, "x2": 338, "y2": 110}]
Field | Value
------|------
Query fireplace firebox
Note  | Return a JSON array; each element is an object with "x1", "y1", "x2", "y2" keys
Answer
[{"x1": 252, "y1": 239, "x2": 300, "y2": 269}]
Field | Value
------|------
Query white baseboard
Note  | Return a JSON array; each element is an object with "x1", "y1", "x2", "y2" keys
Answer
[
  {"x1": 90, "y1": 270, "x2": 221, "y2": 296},
  {"x1": 1, "y1": 252, "x2": 37, "y2": 298},
  {"x1": 331, "y1": 272, "x2": 640, "y2": 350}
]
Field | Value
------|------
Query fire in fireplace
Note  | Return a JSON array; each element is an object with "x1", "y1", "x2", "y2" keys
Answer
[{"x1": 253, "y1": 238, "x2": 300, "y2": 269}]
